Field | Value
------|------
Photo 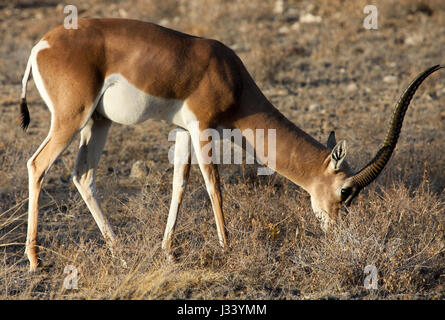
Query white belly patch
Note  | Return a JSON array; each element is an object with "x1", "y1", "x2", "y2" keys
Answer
[{"x1": 97, "y1": 74, "x2": 185, "y2": 126}]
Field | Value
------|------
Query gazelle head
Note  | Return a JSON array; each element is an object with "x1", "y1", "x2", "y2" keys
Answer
[
  {"x1": 308, "y1": 133, "x2": 353, "y2": 230},
  {"x1": 308, "y1": 65, "x2": 444, "y2": 231}
]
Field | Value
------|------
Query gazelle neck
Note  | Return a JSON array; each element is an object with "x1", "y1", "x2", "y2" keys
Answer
[{"x1": 230, "y1": 76, "x2": 330, "y2": 192}]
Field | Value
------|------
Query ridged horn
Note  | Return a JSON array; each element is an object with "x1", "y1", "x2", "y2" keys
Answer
[{"x1": 344, "y1": 65, "x2": 444, "y2": 206}]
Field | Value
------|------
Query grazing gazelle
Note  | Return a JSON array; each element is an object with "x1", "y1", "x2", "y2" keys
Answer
[{"x1": 19, "y1": 18, "x2": 442, "y2": 271}]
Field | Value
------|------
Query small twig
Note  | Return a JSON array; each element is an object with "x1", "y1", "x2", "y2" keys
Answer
[
  {"x1": 0, "y1": 198, "x2": 27, "y2": 220},
  {"x1": 0, "y1": 242, "x2": 26, "y2": 248}
]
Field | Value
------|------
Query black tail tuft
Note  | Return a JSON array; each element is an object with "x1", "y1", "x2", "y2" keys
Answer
[{"x1": 20, "y1": 98, "x2": 30, "y2": 131}]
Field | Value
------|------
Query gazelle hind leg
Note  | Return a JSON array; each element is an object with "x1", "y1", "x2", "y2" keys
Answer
[
  {"x1": 188, "y1": 125, "x2": 227, "y2": 248},
  {"x1": 26, "y1": 120, "x2": 80, "y2": 271},
  {"x1": 72, "y1": 116, "x2": 116, "y2": 249},
  {"x1": 162, "y1": 130, "x2": 191, "y2": 254}
]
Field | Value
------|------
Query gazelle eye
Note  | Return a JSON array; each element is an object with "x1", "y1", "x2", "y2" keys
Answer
[{"x1": 341, "y1": 188, "x2": 352, "y2": 201}]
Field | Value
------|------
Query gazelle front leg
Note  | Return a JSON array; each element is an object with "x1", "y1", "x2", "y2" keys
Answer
[
  {"x1": 162, "y1": 130, "x2": 191, "y2": 254},
  {"x1": 72, "y1": 116, "x2": 116, "y2": 250},
  {"x1": 188, "y1": 124, "x2": 227, "y2": 248}
]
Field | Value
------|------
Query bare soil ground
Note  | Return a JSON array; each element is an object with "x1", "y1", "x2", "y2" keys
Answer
[{"x1": 0, "y1": 0, "x2": 444, "y2": 299}]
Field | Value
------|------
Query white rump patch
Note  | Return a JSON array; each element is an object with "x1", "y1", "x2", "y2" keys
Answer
[{"x1": 30, "y1": 41, "x2": 53, "y2": 113}]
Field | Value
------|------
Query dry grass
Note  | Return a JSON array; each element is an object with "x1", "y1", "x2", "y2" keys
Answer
[
  {"x1": 1, "y1": 171, "x2": 443, "y2": 299},
  {"x1": 0, "y1": 0, "x2": 444, "y2": 299}
]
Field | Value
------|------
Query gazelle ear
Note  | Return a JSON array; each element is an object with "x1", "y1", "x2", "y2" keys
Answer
[
  {"x1": 327, "y1": 131, "x2": 337, "y2": 149},
  {"x1": 330, "y1": 140, "x2": 347, "y2": 171}
]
